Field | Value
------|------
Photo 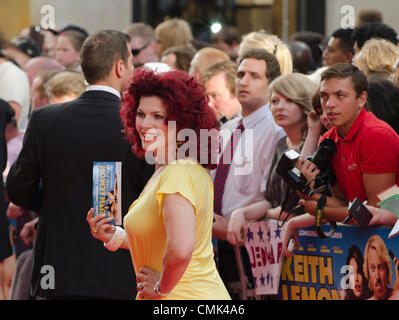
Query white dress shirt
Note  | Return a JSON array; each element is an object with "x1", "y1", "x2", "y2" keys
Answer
[
  {"x1": 210, "y1": 104, "x2": 285, "y2": 222},
  {"x1": 86, "y1": 85, "x2": 121, "y2": 99}
]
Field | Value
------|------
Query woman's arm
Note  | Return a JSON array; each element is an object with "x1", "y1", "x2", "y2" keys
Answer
[
  {"x1": 137, "y1": 193, "x2": 195, "y2": 299},
  {"x1": 158, "y1": 193, "x2": 195, "y2": 293},
  {"x1": 227, "y1": 200, "x2": 271, "y2": 246},
  {"x1": 282, "y1": 213, "x2": 315, "y2": 257},
  {"x1": 300, "y1": 110, "x2": 323, "y2": 158}
]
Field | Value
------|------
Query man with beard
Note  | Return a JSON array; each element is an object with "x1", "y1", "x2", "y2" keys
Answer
[{"x1": 364, "y1": 235, "x2": 399, "y2": 300}]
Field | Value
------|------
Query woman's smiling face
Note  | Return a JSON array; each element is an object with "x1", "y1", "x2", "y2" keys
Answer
[{"x1": 135, "y1": 96, "x2": 169, "y2": 154}]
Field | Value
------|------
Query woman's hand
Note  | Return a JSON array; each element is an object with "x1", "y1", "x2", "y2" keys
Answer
[
  {"x1": 367, "y1": 206, "x2": 398, "y2": 226},
  {"x1": 307, "y1": 110, "x2": 323, "y2": 132},
  {"x1": 227, "y1": 209, "x2": 247, "y2": 246},
  {"x1": 282, "y1": 219, "x2": 299, "y2": 258},
  {"x1": 136, "y1": 266, "x2": 162, "y2": 300},
  {"x1": 86, "y1": 208, "x2": 115, "y2": 243},
  {"x1": 394, "y1": 260, "x2": 399, "y2": 290},
  {"x1": 7, "y1": 203, "x2": 23, "y2": 219},
  {"x1": 212, "y1": 213, "x2": 228, "y2": 240},
  {"x1": 297, "y1": 158, "x2": 320, "y2": 190},
  {"x1": 20, "y1": 217, "x2": 39, "y2": 245}
]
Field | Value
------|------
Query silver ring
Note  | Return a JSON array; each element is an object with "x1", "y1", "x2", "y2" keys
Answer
[{"x1": 137, "y1": 282, "x2": 143, "y2": 290}]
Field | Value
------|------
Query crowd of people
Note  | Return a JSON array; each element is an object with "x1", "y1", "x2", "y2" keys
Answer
[{"x1": 0, "y1": 7, "x2": 399, "y2": 301}]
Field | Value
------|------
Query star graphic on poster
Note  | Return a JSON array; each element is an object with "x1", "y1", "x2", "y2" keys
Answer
[
  {"x1": 257, "y1": 226, "x2": 264, "y2": 242},
  {"x1": 253, "y1": 277, "x2": 257, "y2": 288},
  {"x1": 259, "y1": 273, "x2": 266, "y2": 287},
  {"x1": 247, "y1": 227, "x2": 254, "y2": 242},
  {"x1": 267, "y1": 230, "x2": 271, "y2": 241},
  {"x1": 275, "y1": 228, "x2": 281, "y2": 239},
  {"x1": 266, "y1": 272, "x2": 270, "y2": 285}
]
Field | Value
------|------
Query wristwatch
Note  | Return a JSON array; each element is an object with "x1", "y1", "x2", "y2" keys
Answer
[{"x1": 154, "y1": 281, "x2": 172, "y2": 297}]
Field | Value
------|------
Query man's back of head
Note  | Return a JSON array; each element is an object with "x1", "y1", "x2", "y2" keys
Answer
[
  {"x1": 211, "y1": 25, "x2": 241, "y2": 53},
  {"x1": 352, "y1": 23, "x2": 397, "y2": 54},
  {"x1": 25, "y1": 56, "x2": 63, "y2": 86},
  {"x1": 357, "y1": 9, "x2": 383, "y2": 27},
  {"x1": 292, "y1": 31, "x2": 325, "y2": 71},
  {"x1": 45, "y1": 71, "x2": 87, "y2": 104},
  {"x1": 287, "y1": 41, "x2": 313, "y2": 74},
  {"x1": 161, "y1": 44, "x2": 196, "y2": 72},
  {"x1": 189, "y1": 47, "x2": 230, "y2": 80},
  {"x1": 80, "y1": 30, "x2": 131, "y2": 87}
]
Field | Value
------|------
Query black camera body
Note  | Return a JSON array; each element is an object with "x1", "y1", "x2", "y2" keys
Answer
[{"x1": 276, "y1": 138, "x2": 337, "y2": 195}]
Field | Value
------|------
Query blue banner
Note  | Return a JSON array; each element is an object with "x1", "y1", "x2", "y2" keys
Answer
[{"x1": 278, "y1": 224, "x2": 399, "y2": 300}]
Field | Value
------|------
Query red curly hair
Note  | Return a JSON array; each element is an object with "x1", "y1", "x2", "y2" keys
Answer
[{"x1": 120, "y1": 67, "x2": 220, "y2": 169}]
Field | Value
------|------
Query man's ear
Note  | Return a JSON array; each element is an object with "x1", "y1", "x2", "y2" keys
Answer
[
  {"x1": 345, "y1": 52, "x2": 354, "y2": 64},
  {"x1": 115, "y1": 60, "x2": 124, "y2": 79},
  {"x1": 358, "y1": 91, "x2": 367, "y2": 109}
]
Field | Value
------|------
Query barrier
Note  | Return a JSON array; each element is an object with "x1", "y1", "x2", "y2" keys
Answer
[{"x1": 245, "y1": 220, "x2": 399, "y2": 300}]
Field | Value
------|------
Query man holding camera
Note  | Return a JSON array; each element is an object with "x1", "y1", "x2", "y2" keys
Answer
[{"x1": 284, "y1": 64, "x2": 399, "y2": 249}]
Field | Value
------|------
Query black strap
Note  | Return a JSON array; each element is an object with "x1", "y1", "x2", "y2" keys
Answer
[
  {"x1": 314, "y1": 183, "x2": 337, "y2": 239},
  {"x1": 277, "y1": 188, "x2": 304, "y2": 228}
]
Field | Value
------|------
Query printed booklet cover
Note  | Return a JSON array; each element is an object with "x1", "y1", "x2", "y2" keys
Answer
[
  {"x1": 93, "y1": 161, "x2": 122, "y2": 225},
  {"x1": 377, "y1": 184, "x2": 399, "y2": 239}
]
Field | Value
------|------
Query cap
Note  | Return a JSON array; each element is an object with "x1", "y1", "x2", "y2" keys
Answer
[
  {"x1": 143, "y1": 62, "x2": 172, "y2": 74},
  {"x1": 11, "y1": 36, "x2": 41, "y2": 58},
  {"x1": 50, "y1": 25, "x2": 89, "y2": 38}
]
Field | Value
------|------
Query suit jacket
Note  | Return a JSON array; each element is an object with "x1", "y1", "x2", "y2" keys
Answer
[{"x1": 6, "y1": 90, "x2": 153, "y2": 299}]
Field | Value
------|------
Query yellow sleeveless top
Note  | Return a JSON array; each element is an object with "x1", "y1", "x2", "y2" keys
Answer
[{"x1": 124, "y1": 159, "x2": 230, "y2": 300}]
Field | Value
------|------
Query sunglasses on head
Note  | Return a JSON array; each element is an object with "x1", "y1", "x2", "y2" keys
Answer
[{"x1": 131, "y1": 42, "x2": 150, "y2": 56}]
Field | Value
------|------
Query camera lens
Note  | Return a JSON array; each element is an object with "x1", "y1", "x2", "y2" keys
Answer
[{"x1": 311, "y1": 138, "x2": 336, "y2": 172}]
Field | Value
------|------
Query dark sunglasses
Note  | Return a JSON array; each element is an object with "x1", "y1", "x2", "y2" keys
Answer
[{"x1": 131, "y1": 42, "x2": 150, "y2": 56}]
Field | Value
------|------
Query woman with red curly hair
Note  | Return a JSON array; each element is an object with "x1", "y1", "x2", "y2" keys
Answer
[{"x1": 88, "y1": 67, "x2": 230, "y2": 300}]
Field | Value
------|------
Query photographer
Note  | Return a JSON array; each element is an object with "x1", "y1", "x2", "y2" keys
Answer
[{"x1": 283, "y1": 64, "x2": 399, "y2": 255}]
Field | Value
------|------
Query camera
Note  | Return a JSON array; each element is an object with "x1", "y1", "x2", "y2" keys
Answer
[{"x1": 276, "y1": 138, "x2": 337, "y2": 195}]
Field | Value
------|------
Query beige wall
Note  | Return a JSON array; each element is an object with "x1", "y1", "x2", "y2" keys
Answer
[
  {"x1": 30, "y1": 0, "x2": 132, "y2": 34},
  {"x1": 236, "y1": 0, "x2": 297, "y2": 39},
  {"x1": 0, "y1": 0, "x2": 30, "y2": 39},
  {"x1": 326, "y1": 0, "x2": 399, "y2": 37}
]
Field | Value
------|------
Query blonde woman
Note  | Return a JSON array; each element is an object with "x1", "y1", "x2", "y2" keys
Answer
[
  {"x1": 237, "y1": 30, "x2": 293, "y2": 75},
  {"x1": 154, "y1": 18, "x2": 193, "y2": 58},
  {"x1": 353, "y1": 38, "x2": 399, "y2": 80},
  {"x1": 227, "y1": 73, "x2": 316, "y2": 246}
]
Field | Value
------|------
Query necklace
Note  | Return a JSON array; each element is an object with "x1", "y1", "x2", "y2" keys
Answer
[{"x1": 286, "y1": 137, "x2": 303, "y2": 150}]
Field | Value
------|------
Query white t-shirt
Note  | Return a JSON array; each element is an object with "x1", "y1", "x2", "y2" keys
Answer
[{"x1": 0, "y1": 61, "x2": 30, "y2": 130}]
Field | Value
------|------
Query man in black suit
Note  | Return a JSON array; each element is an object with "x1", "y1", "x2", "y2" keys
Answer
[{"x1": 6, "y1": 30, "x2": 152, "y2": 299}]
